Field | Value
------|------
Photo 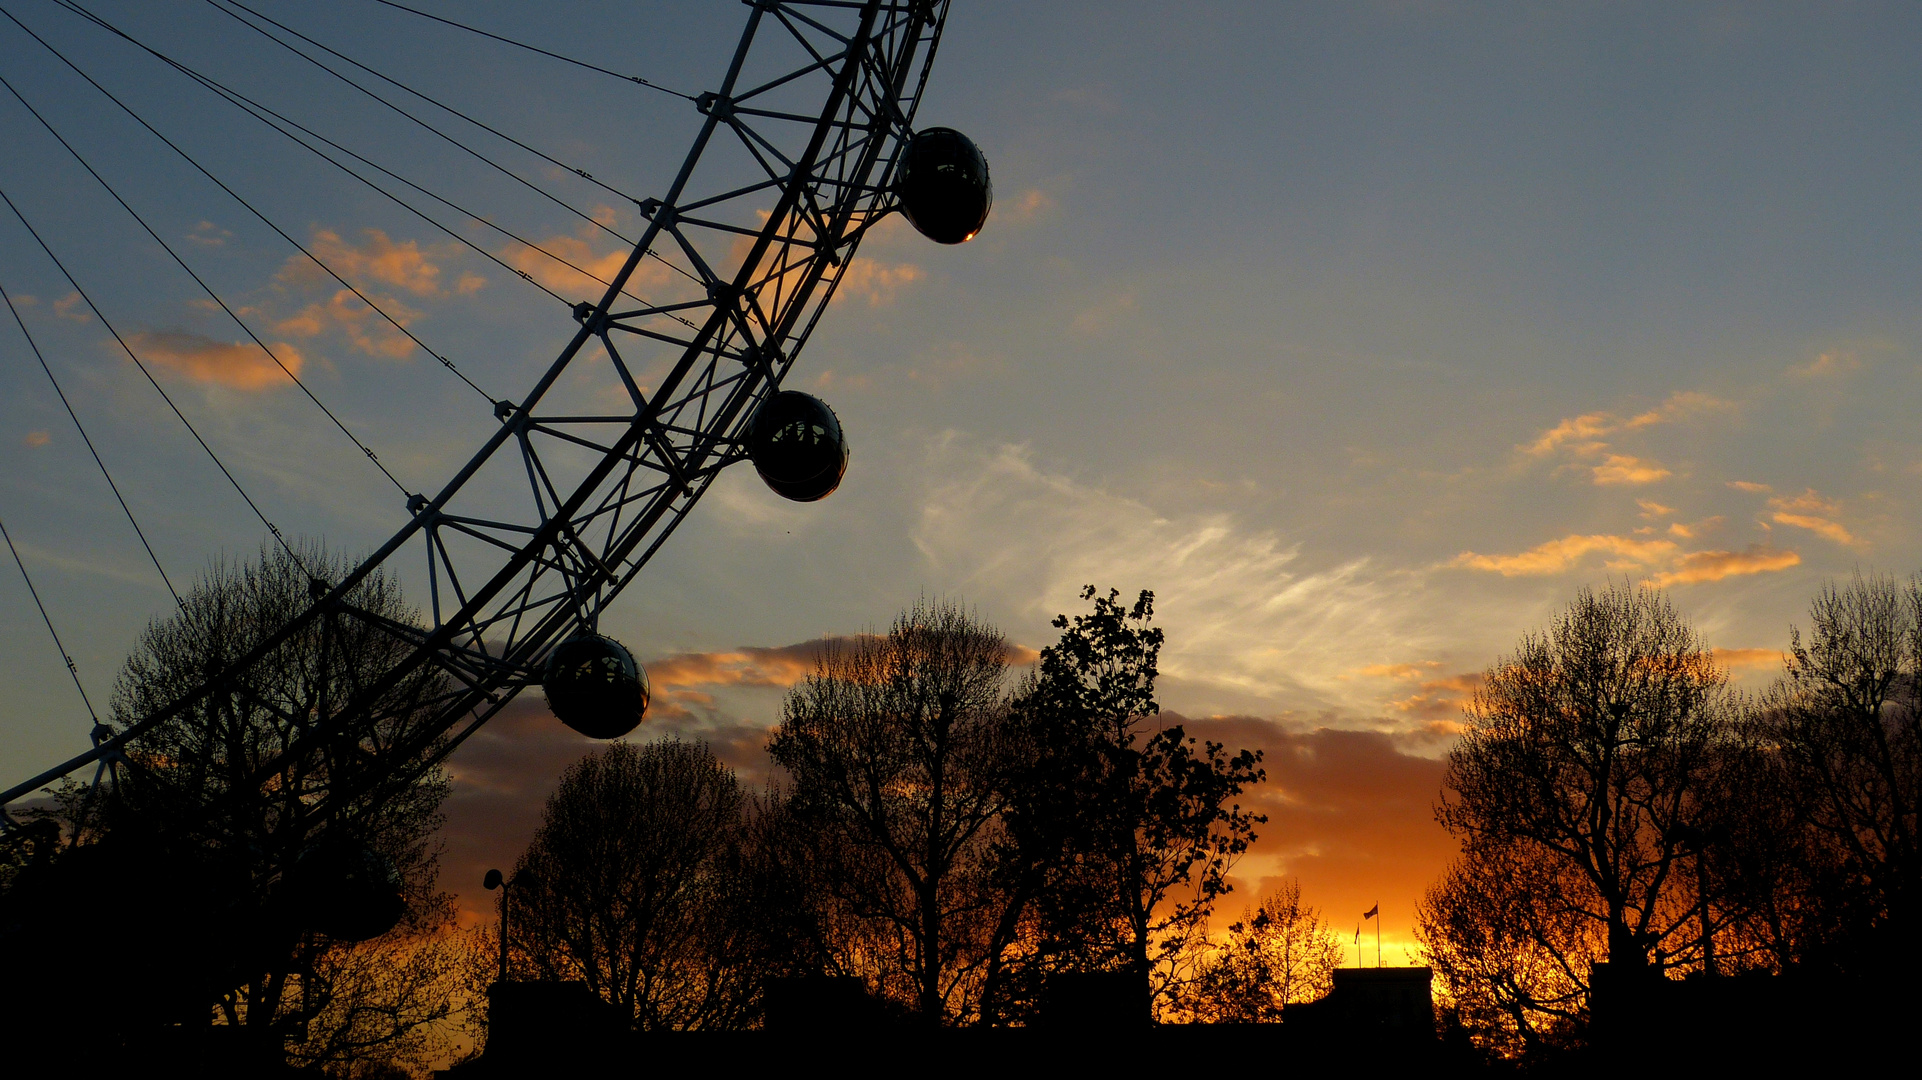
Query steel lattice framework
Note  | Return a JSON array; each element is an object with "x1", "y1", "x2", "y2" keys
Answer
[{"x1": 1, "y1": 0, "x2": 952, "y2": 838}]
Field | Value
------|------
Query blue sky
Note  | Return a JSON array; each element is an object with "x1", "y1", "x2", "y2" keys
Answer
[{"x1": 4, "y1": 0, "x2": 1920, "y2": 954}]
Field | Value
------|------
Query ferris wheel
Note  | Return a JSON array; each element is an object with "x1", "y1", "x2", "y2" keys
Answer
[{"x1": 0, "y1": 0, "x2": 989, "y2": 919}]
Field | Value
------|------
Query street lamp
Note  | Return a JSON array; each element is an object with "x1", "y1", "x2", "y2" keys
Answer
[{"x1": 483, "y1": 868, "x2": 510, "y2": 983}]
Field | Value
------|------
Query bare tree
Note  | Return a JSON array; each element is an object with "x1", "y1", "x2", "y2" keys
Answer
[
  {"x1": 286, "y1": 908, "x2": 481, "y2": 1074},
  {"x1": 766, "y1": 599, "x2": 1013, "y2": 1024},
  {"x1": 1181, "y1": 878, "x2": 1341, "y2": 1022},
  {"x1": 1436, "y1": 582, "x2": 1734, "y2": 980},
  {"x1": 1418, "y1": 846, "x2": 1597, "y2": 1058},
  {"x1": 0, "y1": 542, "x2": 457, "y2": 1069},
  {"x1": 1761, "y1": 573, "x2": 1922, "y2": 967},
  {"x1": 509, "y1": 738, "x2": 754, "y2": 1031}
]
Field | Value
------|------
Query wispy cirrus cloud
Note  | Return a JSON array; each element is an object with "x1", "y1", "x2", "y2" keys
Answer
[{"x1": 912, "y1": 437, "x2": 1438, "y2": 713}]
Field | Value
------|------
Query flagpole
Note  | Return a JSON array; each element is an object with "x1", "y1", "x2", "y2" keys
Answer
[{"x1": 1376, "y1": 906, "x2": 1382, "y2": 968}]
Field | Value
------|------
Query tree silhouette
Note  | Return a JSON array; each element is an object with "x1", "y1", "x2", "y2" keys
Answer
[
  {"x1": 766, "y1": 599, "x2": 1014, "y2": 1024},
  {"x1": 1760, "y1": 573, "x2": 1922, "y2": 969},
  {"x1": 0, "y1": 542, "x2": 459, "y2": 1070},
  {"x1": 1181, "y1": 878, "x2": 1341, "y2": 1022},
  {"x1": 989, "y1": 587, "x2": 1265, "y2": 1021},
  {"x1": 1436, "y1": 582, "x2": 1734, "y2": 976},
  {"x1": 508, "y1": 738, "x2": 756, "y2": 1031}
]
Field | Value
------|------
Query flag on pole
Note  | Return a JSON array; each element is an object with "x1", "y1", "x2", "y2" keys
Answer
[{"x1": 1363, "y1": 904, "x2": 1379, "y2": 920}]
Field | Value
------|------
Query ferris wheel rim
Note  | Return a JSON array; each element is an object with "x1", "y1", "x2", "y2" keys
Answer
[{"x1": 1, "y1": 0, "x2": 957, "y2": 827}]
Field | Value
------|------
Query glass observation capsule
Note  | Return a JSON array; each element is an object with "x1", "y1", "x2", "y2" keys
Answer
[
  {"x1": 749, "y1": 391, "x2": 849, "y2": 502},
  {"x1": 897, "y1": 127, "x2": 992, "y2": 244},
  {"x1": 543, "y1": 634, "x2": 650, "y2": 739},
  {"x1": 301, "y1": 845, "x2": 406, "y2": 942}
]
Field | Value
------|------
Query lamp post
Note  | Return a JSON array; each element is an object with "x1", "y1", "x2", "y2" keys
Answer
[{"x1": 483, "y1": 868, "x2": 508, "y2": 983}]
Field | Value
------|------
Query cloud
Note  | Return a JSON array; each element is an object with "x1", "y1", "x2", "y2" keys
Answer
[
  {"x1": 913, "y1": 437, "x2": 1439, "y2": 713},
  {"x1": 1788, "y1": 349, "x2": 1862, "y2": 378},
  {"x1": 835, "y1": 257, "x2": 925, "y2": 306},
  {"x1": 1763, "y1": 489, "x2": 1857, "y2": 547},
  {"x1": 184, "y1": 221, "x2": 232, "y2": 248},
  {"x1": 1343, "y1": 661, "x2": 1442, "y2": 682},
  {"x1": 126, "y1": 330, "x2": 301, "y2": 390},
  {"x1": 284, "y1": 228, "x2": 447, "y2": 296},
  {"x1": 999, "y1": 187, "x2": 1057, "y2": 226},
  {"x1": 274, "y1": 289, "x2": 419, "y2": 360},
  {"x1": 1070, "y1": 288, "x2": 1139, "y2": 335},
  {"x1": 24, "y1": 431, "x2": 50, "y2": 448},
  {"x1": 1666, "y1": 516, "x2": 1723, "y2": 540},
  {"x1": 1523, "y1": 392, "x2": 1735, "y2": 458},
  {"x1": 1590, "y1": 454, "x2": 1671, "y2": 486},
  {"x1": 504, "y1": 212, "x2": 679, "y2": 302},
  {"x1": 1451, "y1": 534, "x2": 1676, "y2": 576},
  {"x1": 52, "y1": 292, "x2": 90, "y2": 323},
  {"x1": 1711, "y1": 647, "x2": 1786, "y2": 672},
  {"x1": 1646, "y1": 544, "x2": 1800, "y2": 587},
  {"x1": 1522, "y1": 412, "x2": 1614, "y2": 457},
  {"x1": 1726, "y1": 480, "x2": 1771, "y2": 493},
  {"x1": 1387, "y1": 672, "x2": 1483, "y2": 730},
  {"x1": 1190, "y1": 718, "x2": 1457, "y2": 959},
  {"x1": 1622, "y1": 390, "x2": 1737, "y2": 428},
  {"x1": 1637, "y1": 499, "x2": 1675, "y2": 519},
  {"x1": 1770, "y1": 514, "x2": 1855, "y2": 547},
  {"x1": 1767, "y1": 489, "x2": 1839, "y2": 517}
]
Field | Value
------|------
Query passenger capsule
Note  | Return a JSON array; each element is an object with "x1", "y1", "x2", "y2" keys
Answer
[
  {"x1": 749, "y1": 391, "x2": 849, "y2": 502},
  {"x1": 300, "y1": 845, "x2": 406, "y2": 942},
  {"x1": 543, "y1": 634, "x2": 649, "y2": 739},
  {"x1": 897, "y1": 127, "x2": 992, "y2": 244}
]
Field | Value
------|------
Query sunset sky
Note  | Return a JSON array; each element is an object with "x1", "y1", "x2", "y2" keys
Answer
[{"x1": 4, "y1": 1, "x2": 1922, "y2": 964}]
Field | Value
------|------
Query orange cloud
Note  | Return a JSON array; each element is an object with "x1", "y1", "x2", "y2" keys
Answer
[
  {"x1": 1451, "y1": 534, "x2": 1677, "y2": 576},
  {"x1": 1789, "y1": 349, "x2": 1861, "y2": 378},
  {"x1": 1768, "y1": 489, "x2": 1839, "y2": 517},
  {"x1": 1591, "y1": 454, "x2": 1671, "y2": 486},
  {"x1": 1622, "y1": 390, "x2": 1736, "y2": 428},
  {"x1": 835, "y1": 257, "x2": 924, "y2": 306},
  {"x1": 184, "y1": 221, "x2": 232, "y2": 248},
  {"x1": 1344, "y1": 661, "x2": 1443, "y2": 682},
  {"x1": 1522, "y1": 412, "x2": 1615, "y2": 456},
  {"x1": 1524, "y1": 392, "x2": 1734, "y2": 458},
  {"x1": 1712, "y1": 647, "x2": 1787, "y2": 672},
  {"x1": 1771, "y1": 514, "x2": 1855, "y2": 546},
  {"x1": 1765, "y1": 489, "x2": 1857, "y2": 547},
  {"x1": 1727, "y1": 480, "x2": 1772, "y2": 493},
  {"x1": 290, "y1": 228, "x2": 446, "y2": 296},
  {"x1": 1646, "y1": 544, "x2": 1800, "y2": 586},
  {"x1": 24, "y1": 431, "x2": 50, "y2": 448},
  {"x1": 1189, "y1": 718, "x2": 1458, "y2": 961},
  {"x1": 1637, "y1": 499, "x2": 1675, "y2": 519},
  {"x1": 275, "y1": 289, "x2": 418, "y2": 360},
  {"x1": 127, "y1": 330, "x2": 300, "y2": 391},
  {"x1": 1389, "y1": 672, "x2": 1483, "y2": 726},
  {"x1": 1666, "y1": 516, "x2": 1724, "y2": 540},
  {"x1": 53, "y1": 292, "x2": 90, "y2": 323}
]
